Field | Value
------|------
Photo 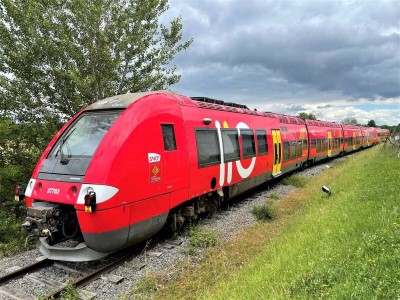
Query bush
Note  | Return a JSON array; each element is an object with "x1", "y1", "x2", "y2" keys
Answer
[{"x1": 251, "y1": 199, "x2": 278, "y2": 221}]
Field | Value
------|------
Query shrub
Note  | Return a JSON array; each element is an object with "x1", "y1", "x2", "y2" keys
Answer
[{"x1": 251, "y1": 199, "x2": 278, "y2": 221}]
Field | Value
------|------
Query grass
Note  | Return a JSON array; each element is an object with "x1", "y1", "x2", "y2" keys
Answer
[
  {"x1": 281, "y1": 174, "x2": 310, "y2": 187},
  {"x1": 251, "y1": 199, "x2": 279, "y2": 221},
  {"x1": 187, "y1": 226, "x2": 218, "y2": 255},
  {"x1": 148, "y1": 145, "x2": 399, "y2": 299}
]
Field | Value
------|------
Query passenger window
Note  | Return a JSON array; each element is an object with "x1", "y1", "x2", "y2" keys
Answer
[
  {"x1": 241, "y1": 129, "x2": 256, "y2": 158},
  {"x1": 283, "y1": 141, "x2": 290, "y2": 162},
  {"x1": 316, "y1": 139, "x2": 321, "y2": 152},
  {"x1": 161, "y1": 124, "x2": 177, "y2": 151},
  {"x1": 303, "y1": 139, "x2": 307, "y2": 150},
  {"x1": 195, "y1": 129, "x2": 221, "y2": 168},
  {"x1": 290, "y1": 141, "x2": 297, "y2": 159},
  {"x1": 256, "y1": 130, "x2": 268, "y2": 155},
  {"x1": 296, "y1": 140, "x2": 302, "y2": 157},
  {"x1": 311, "y1": 139, "x2": 316, "y2": 148},
  {"x1": 221, "y1": 129, "x2": 240, "y2": 162}
]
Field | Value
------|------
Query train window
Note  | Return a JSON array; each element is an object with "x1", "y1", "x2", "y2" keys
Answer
[
  {"x1": 316, "y1": 139, "x2": 321, "y2": 152},
  {"x1": 256, "y1": 130, "x2": 268, "y2": 155},
  {"x1": 221, "y1": 129, "x2": 240, "y2": 162},
  {"x1": 296, "y1": 140, "x2": 302, "y2": 157},
  {"x1": 50, "y1": 111, "x2": 121, "y2": 158},
  {"x1": 290, "y1": 141, "x2": 297, "y2": 159},
  {"x1": 283, "y1": 141, "x2": 290, "y2": 162},
  {"x1": 311, "y1": 139, "x2": 316, "y2": 149},
  {"x1": 161, "y1": 124, "x2": 177, "y2": 151},
  {"x1": 195, "y1": 129, "x2": 221, "y2": 168},
  {"x1": 302, "y1": 139, "x2": 307, "y2": 150},
  {"x1": 241, "y1": 129, "x2": 256, "y2": 158},
  {"x1": 322, "y1": 139, "x2": 327, "y2": 151}
]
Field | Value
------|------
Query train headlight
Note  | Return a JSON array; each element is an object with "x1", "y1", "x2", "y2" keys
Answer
[{"x1": 84, "y1": 188, "x2": 97, "y2": 212}]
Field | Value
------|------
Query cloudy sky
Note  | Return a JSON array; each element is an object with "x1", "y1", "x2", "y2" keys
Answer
[{"x1": 161, "y1": 0, "x2": 400, "y2": 126}]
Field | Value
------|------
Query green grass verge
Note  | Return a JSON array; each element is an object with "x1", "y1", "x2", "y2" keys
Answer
[
  {"x1": 149, "y1": 145, "x2": 399, "y2": 300},
  {"x1": 281, "y1": 174, "x2": 310, "y2": 187}
]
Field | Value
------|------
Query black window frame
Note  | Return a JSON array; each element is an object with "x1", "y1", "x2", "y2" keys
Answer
[
  {"x1": 283, "y1": 141, "x2": 290, "y2": 162},
  {"x1": 240, "y1": 129, "x2": 256, "y2": 159},
  {"x1": 302, "y1": 139, "x2": 308, "y2": 150},
  {"x1": 221, "y1": 128, "x2": 240, "y2": 163},
  {"x1": 195, "y1": 128, "x2": 221, "y2": 168},
  {"x1": 296, "y1": 140, "x2": 303, "y2": 157},
  {"x1": 256, "y1": 129, "x2": 268, "y2": 156},
  {"x1": 311, "y1": 139, "x2": 316, "y2": 149},
  {"x1": 161, "y1": 124, "x2": 177, "y2": 151},
  {"x1": 290, "y1": 140, "x2": 297, "y2": 159}
]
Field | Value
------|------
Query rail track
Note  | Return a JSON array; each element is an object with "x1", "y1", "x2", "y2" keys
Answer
[{"x1": 0, "y1": 238, "x2": 165, "y2": 300}]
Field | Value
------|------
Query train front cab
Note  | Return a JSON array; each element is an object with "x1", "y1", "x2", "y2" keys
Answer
[{"x1": 23, "y1": 91, "x2": 191, "y2": 261}]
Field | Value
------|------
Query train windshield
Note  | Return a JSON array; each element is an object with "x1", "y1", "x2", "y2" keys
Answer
[{"x1": 50, "y1": 111, "x2": 121, "y2": 159}]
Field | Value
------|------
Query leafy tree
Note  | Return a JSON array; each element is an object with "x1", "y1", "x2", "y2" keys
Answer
[
  {"x1": 0, "y1": 0, "x2": 192, "y2": 128},
  {"x1": 0, "y1": 0, "x2": 192, "y2": 201},
  {"x1": 367, "y1": 119, "x2": 377, "y2": 127},
  {"x1": 298, "y1": 112, "x2": 316, "y2": 120},
  {"x1": 342, "y1": 117, "x2": 359, "y2": 125}
]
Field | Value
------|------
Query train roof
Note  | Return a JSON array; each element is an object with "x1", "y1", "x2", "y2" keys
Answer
[
  {"x1": 305, "y1": 119, "x2": 342, "y2": 128},
  {"x1": 85, "y1": 91, "x2": 174, "y2": 110}
]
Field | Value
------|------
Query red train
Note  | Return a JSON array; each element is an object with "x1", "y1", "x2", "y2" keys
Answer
[{"x1": 22, "y1": 91, "x2": 390, "y2": 261}]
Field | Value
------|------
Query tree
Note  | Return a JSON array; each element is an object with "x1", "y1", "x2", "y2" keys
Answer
[
  {"x1": 0, "y1": 0, "x2": 193, "y2": 128},
  {"x1": 367, "y1": 119, "x2": 377, "y2": 127},
  {"x1": 298, "y1": 112, "x2": 316, "y2": 120},
  {"x1": 0, "y1": 0, "x2": 192, "y2": 201},
  {"x1": 342, "y1": 117, "x2": 358, "y2": 125}
]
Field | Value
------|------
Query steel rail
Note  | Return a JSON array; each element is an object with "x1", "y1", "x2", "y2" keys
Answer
[{"x1": 0, "y1": 258, "x2": 52, "y2": 285}]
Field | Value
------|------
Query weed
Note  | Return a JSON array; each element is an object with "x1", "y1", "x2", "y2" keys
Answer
[
  {"x1": 134, "y1": 273, "x2": 159, "y2": 294},
  {"x1": 268, "y1": 192, "x2": 280, "y2": 199},
  {"x1": 251, "y1": 199, "x2": 278, "y2": 221},
  {"x1": 60, "y1": 283, "x2": 79, "y2": 300},
  {"x1": 281, "y1": 174, "x2": 309, "y2": 187},
  {"x1": 188, "y1": 226, "x2": 217, "y2": 251}
]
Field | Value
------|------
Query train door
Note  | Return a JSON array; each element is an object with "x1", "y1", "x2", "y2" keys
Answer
[
  {"x1": 271, "y1": 129, "x2": 282, "y2": 177},
  {"x1": 352, "y1": 132, "x2": 356, "y2": 150},
  {"x1": 327, "y1": 131, "x2": 332, "y2": 156},
  {"x1": 160, "y1": 123, "x2": 184, "y2": 191}
]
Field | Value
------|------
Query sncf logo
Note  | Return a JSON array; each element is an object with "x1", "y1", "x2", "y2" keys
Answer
[
  {"x1": 148, "y1": 153, "x2": 161, "y2": 163},
  {"x1": 47, "y1": 188, "x2": 60, "y2": 194}
]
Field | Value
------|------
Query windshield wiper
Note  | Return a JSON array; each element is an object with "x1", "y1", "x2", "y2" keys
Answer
[{"x1": 59, "y1": 128, "x2": 76, "y2": 165}]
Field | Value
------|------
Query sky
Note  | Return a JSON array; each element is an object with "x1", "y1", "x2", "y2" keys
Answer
[{"x1": 161, "y1": 0, "x2": 400, "y2": 126}]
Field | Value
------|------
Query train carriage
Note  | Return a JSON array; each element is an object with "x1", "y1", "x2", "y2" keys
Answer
[
  {"x1": 22, "y1": 91, "x2": 381, "y2": 262},
  {"x1": 271, "y1": 114, "x2": 308, "y2": 173},
  {"x1": 305, "y1": 120, "x2": 343, "y2": 162},
  {"x1": 342, "y1": 125, "x2": 362, "y2": 153}
]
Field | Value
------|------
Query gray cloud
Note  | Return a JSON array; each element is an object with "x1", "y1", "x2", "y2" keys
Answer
[{"x1": 162, "y1": 0, "x2": 400, "y2": 124}]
